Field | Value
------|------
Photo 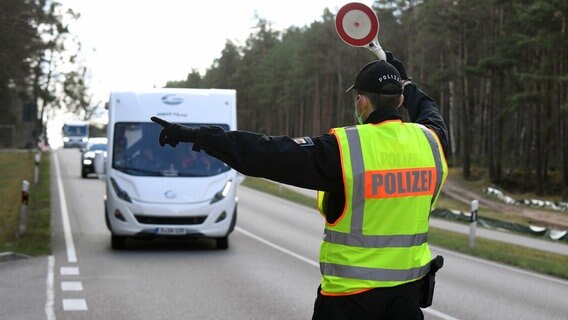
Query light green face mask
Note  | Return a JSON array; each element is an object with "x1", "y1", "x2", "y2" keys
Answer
[
  {"x1": 354, "y1": 95, "x2": 363, "y2": 125},
  {"x1": 354, "y1": 108, "x2": 363, "y2": 125}
]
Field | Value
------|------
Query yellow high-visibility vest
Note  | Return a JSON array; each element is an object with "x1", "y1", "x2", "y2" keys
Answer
[{"x1": 318, "y1": 120, "x2": 448, "y2": 295}]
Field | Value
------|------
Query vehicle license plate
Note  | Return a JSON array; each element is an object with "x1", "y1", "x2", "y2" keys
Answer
[{"x1": 156, "y1": 227, "x2": 187, "y2": 235}]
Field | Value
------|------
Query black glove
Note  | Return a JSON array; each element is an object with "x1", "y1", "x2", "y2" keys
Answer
[
  {"x1": 151, "y1": 116, "x2": 196, "y2": 147},
  {"x1": 385, "y1": 51, "x2": 409, "y2": 81}
]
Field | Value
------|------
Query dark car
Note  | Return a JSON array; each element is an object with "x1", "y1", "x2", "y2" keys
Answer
[{"x1": 81, "y1": 137, "x2": 108, "y2": 178}]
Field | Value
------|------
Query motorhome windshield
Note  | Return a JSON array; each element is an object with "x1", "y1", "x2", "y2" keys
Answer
[
  {"x1": 63, "y1": 125, "x2": 88, "y2": 136},
  {"x1": 112, "y1": 122, "x2": 230, "y2": 177}
]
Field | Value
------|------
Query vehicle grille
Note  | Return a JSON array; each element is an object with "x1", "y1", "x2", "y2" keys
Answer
[{"x1": 134, "y1": 215, "x2": 207, "y2": 225}]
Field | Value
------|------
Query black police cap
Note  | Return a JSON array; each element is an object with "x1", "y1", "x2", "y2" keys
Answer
[{"x1": 346, "y1": 60, "x2": 403, "y2": 95}]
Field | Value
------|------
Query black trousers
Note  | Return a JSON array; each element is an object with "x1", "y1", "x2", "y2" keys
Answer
[{"x1": 312, "y1": 281, "x2": 424, "y2": 320}]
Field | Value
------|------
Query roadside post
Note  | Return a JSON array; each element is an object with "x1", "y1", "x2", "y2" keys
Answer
[
  {"x1": 19, "y1": 180, "x2": 30, "y2": 236},
  {"x1": 469, "y1": 199, "x2": 479, "y2": 249},
  {"x1": 34, "y1": 151, "x2": 41, "y2": 184}
]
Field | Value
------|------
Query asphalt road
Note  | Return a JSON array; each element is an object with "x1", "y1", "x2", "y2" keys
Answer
[{"x1": 1, "y1": 148, "x2": 568, "y2": 320}]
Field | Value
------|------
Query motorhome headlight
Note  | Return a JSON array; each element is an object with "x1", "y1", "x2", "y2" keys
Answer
[
  {"x1": 82, "y1": 137, "x2": 89, "y2": 142},
  {"x1": 210, "y1": 180, "x2": 232, "y2": 204},
  {"x1": 110, "y1": 177, "x2": 132, "y2": 203}
]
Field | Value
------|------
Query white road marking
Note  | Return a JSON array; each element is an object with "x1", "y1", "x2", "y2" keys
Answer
[
  {"x1": 61, "y1": 281, "x2": 83, "y2": 291},
  {"x1": 423, "y1": 308, "x2": 461, "y2": 320},
  {"x1": 60, "y1": 267, "x2": 80, "y2": 276},
  {"x1": 53, "y1": 150, "x2": 89, "y2": 316},
  {"x1": 62, "y1": 299, "x2": 88, "y2": 311},
  {"x1": 45, "y1": 256, "x2": 55, "y2": 320},
  {"x1": 236, "y1": 226, "x2": 461, "y2": 320},
  {"x1": 236, "y1": 226, "x2": 319, "y2": 267},
  {"x1": 53, "y1": 152, "x2": 78, "y2": 263}
]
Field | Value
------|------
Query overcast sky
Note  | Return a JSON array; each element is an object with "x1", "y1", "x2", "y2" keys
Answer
[{"x1": 59, "y1": 0, "x2": 375, "y2": 103}]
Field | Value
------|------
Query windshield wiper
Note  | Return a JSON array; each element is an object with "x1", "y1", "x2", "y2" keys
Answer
[
  {"x1": 114, "y1": 167, "x2": 164, "y2": 176},
  {"x1": 177, "y1": 172, "x2": 210, "y2": 177}
]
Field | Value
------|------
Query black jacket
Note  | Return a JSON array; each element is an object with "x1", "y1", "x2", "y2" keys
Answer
[{"x1": 192, "y1": 84, "x2": 448, "y2": 223}]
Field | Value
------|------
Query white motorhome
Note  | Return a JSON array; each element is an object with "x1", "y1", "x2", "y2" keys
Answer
[
  {"x1": 100, "y1": 88, "x2": 239, "y2": 250},
  {"x1": 62, "y1": 120, "x2": 89, "y2": 148}
]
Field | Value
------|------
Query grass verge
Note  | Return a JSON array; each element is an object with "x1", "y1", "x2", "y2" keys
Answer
[
  {"x1": 0, "y1": 150, "x2": 51, "y2": 256},
  {"x1": 242, "y1": 177, "x2": 568, "y2": 280}
]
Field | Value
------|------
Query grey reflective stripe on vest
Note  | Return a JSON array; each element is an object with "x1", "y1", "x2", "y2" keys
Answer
[
  {"x1": 418, "y1": 125, "x2": 445, "y2": 206},
  {"x1": 321, "y1": 261, "x2": 431, "y2": 282},
  {"x1": 345, "y1": 126, "x2": 365, "y2": 235},
  {"x1": 326, "y1": 230, "x2": 428, "y2": 248}
]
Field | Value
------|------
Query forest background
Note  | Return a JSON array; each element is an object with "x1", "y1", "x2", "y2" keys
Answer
[
  {"x1": 2, "y1": 0, "x2": 567, "y2": 199},
  {"x1": 166, "y1": 0, "x2": 568, "y2": 200}
]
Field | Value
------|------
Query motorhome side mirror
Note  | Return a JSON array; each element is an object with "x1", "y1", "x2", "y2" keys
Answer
[
  {"x1": 94, "y1": 152, "x2": 106, "y2": 176},
  {"x1": 236, "y1": 173, "x2": 246, "y2": 185}
]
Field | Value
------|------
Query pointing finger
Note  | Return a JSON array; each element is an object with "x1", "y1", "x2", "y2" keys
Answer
[{"x1": 151, "y1": 116, "x2": 171, "y2": 128}]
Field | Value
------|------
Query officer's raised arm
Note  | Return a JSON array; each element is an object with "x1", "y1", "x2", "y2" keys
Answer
[{"x1": 385, "y1": 52, "x2": 449, "y2": 156}]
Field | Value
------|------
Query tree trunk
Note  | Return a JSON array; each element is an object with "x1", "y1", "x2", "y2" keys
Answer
[
  {"x1": 459, "y1": 23, "x2": 471, "y2": 179},
  {"x1": 563, "y1": 115, "x2": 568, "y2": 200}
]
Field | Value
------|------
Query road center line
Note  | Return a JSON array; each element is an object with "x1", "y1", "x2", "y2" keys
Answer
[
  {"x1": 61, "y1": 281, "x2": 83, "y2": 291},
  {"x1": 62, "y1": 299, "x2": 88, "y2": 311},
  {"x1": 53, "y1": 151, "x2": 78, "y2": 263},
  {"x1": 60, "y1": 266, "x2": 80, "y2": 275},
  {"x1": 236, "y1": 226, "x2": 460, "y2": 320},
  {"x1": 45, "y1": 255, "x2": 55, "y2": 320}
]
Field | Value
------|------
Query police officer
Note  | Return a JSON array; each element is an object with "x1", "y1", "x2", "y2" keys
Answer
[{"x1": 152, "y1": 52, "x2": 448, "y2": 320}]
